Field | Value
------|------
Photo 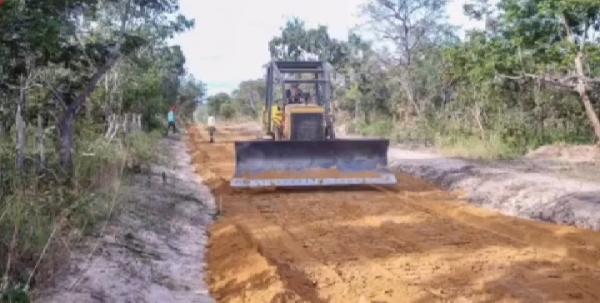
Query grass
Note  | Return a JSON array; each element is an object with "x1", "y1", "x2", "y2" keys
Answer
[
  {"x1": 434, "y1": 133, "x2": 518, "y2": 160},
  {"x1": 0, "y1": 128, "x2": 161, "y2": 303},
  {"x1": 352, "y1": 115, "x2": 594, "y2": 160},
  {"x1": 355, "y1": 120, "x2": 396, "y2": 138},
  {"x1": 124, "y1": 130, "x2": 162, "y2": 165}
]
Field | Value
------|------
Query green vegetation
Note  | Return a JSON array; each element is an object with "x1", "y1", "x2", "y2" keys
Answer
[
  {"x1": 204, "y1": 80, "x2": 266, "y2": 121},
  {"x1": 0, "y1": 0, "x2": 204, "y2": 300},
  {"x1": 206, "y1": 93, "x2": 233, "y2": 118},
  {"x1": 222, "y1": 0, "x2": 599, "y2": 159}
]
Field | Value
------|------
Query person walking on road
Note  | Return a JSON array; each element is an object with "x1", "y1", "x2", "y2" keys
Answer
[
  {"x1": 167, "y1": 106, "x2": 177, "y2": 135},
  {"x1": 207, "y1": 115, "x2": 216, "y2": 143}
]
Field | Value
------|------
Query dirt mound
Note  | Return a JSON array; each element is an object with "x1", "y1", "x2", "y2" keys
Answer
[
  {"x1": 190, "y1": 124, "x2": 600, "y2": 303},
  {"x1": 390, "y1": 147, "x2": 600, "y2": 231},
  {"x1": 526, "y1": 144, "x2": 600, "y2": 163}
]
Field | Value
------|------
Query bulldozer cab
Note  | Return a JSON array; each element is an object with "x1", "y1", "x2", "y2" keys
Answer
[{"x1": 265, "y1": 61, "x2": 335, "y2": 141}]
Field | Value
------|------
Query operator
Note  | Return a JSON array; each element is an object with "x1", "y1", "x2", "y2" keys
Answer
[{"x1": 288, "y1": 83, "x2": 303, "y2": 104}]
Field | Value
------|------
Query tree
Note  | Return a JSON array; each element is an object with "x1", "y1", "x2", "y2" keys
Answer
[
  {"x1": 219, "y1": 102, "x2": 236, "y2": 119},
  {"x1": 0, "y1": 0, "x2": 67, "y2": 174},
  {"x1": 0, "y1": 0, "x2": 194, "y2": 176},
  {"x1": 45, "y1": 0, "x2": 192, "y2": 175},
  {"x1": 231, "y1": 79, "x2": 265, "y2": 118},
  {"x1": 206, "y1": 93, "x2": 232, "y2": 117},
  {"x1": 362, "y1": 0, "x2": 456, "y2": 117},
  {"x1": 269, "y1": 18, "x2": 350, "y2": 66},
  {"x1": 116, "y1": 45, "x2": 191, "y2": 128},
  {"x1": 493, "y1": 0, "x2": 600, "y2": 142},
  {"x1": 178, "y1": 74, "x2": 207, "y2": 121}
]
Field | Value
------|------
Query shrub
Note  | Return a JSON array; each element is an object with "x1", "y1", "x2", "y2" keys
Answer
[
  {"x1": 220, "y1": 102, "x2": 236, "y2": 119},
  {"x1": 435, "y1": 132, "x2": 517, "y2": 159},
  {"x1": 0, "y1": 128, "x2": 162, "y2": 302},
  {"x1": 124, "y1": 131, "x2": 161, "y2": 165},
  {"x1": 355, "y1": 119, "x2": 395, "y2": 138}
]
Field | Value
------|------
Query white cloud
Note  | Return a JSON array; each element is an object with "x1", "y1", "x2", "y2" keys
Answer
[{"x1": 172, "y1": 0, "x2": 482, "y2": 96}]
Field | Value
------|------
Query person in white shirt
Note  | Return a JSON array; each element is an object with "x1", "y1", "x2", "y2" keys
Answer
[{"x1": 207, "y1": 115, "x2": 216, "y2": 143}]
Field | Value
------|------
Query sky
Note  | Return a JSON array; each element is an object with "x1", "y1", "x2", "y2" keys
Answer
[{"x1": 172, "y1": 0, "x2": 485, "y2": 96}]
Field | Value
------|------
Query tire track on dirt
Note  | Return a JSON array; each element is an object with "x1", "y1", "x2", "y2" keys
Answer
[{"x1": 377, "y1": 183, "x2": 600, "y2": 267}]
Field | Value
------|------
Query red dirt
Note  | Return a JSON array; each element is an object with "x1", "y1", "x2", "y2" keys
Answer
[{"x1": 188, "y1": 124, "x2": 600, "y2": 303}]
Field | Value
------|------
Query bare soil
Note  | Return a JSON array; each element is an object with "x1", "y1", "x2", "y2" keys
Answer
[
  {"x1": 189, "y1": 123, "x2": 600, "y2": 303},
  {"x1": 521, "y1": 144, "x2": 600, "y2": 182},
  {"x1": 526, "y1": 144, "x2": 600, "y2": 163},
  {"x1": 35, "y1": 135, "x2": 215, "y2": 303},
  {"x1": 390, "y1": 147, "x2": 600, "y2": 231}
]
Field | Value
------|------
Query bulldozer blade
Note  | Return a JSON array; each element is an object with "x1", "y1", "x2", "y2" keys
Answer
[{"x1": 230, "y1": 140, "x2": 397, "y2": 188}]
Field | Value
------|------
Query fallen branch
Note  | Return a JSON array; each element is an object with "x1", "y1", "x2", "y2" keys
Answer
[{"x1": 496, "y1": 72, "x2": 578, "y2": 89}]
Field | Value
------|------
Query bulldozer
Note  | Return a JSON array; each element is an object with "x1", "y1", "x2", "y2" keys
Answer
[{"x1": 230, "y1": 61, "x2": 397, "y2": 188}]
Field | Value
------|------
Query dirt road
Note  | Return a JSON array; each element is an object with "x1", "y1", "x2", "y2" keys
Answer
[{"x1": 189, "y1": 124, "x2": 600, "y2": 303}]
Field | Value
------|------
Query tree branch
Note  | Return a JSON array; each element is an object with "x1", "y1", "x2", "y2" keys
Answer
[
  {"x1": 71, "y1": 0, "x2": 132, "y2": 115},
  {"x1": 72, "y1": 55, "x2": 120, "y2": 115},
  {"x1": 496, "y1": 72, "x2": 578, "y2": 90}
]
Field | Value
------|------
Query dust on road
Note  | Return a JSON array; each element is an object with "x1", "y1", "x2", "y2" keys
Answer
[{"x1": 188, "y1": 124, "x2": 600, "y2": 303}]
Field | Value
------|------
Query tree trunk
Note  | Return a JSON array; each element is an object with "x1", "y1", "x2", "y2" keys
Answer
[
  {"x1": 15, "y1": 75, "x2": 27, "y2": 174},
  {"x1": 400, "y1": 71, "x2": 421, "y2": 117},
  {"x1": 105, "y1": 114, "x2": 116, "y2": 139},
  {"x1": 249, "y1": 92, "x2": 258, "y2": 116},
  {"x1": 136, "y1": 114, "x2": 142, "y2": 132},
  {"x1": 56, "y1": 0, "x2": 130, "y2": 175},
  {"x1": 577, "y1": 85, "x2": 600, "y2": 143},
  {"x1": 36, "y1": 112, "x2": 45, "y2": 173},
  {"x1": 57, "y1": 55, "x2": 120, "y2": 176},
  {"x1": 561, "y1": 15, "x2": 600, "y2": 144},
  {"x1": 0, "y1": 100, "x2": 6, "y2": 139},
  {"x1": 58, "y1": 106, "x2": 76, "y2": 176},
  {"x1": 473, "y1": 103, "x2": 486, "y2": 140},
  {"x1": 354, "y1": 98, "x2": 361, "y2": 125},
  {"x1": 573, "y1": 52, "x2": 600, "y2": 143}
]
